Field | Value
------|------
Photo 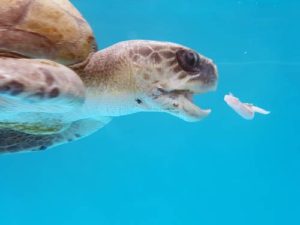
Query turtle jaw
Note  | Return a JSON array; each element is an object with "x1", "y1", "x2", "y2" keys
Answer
[
  {"x1": 151, "y1": 89, "x2": 212, "y2": 122},
  {"x1": 169, "y1": 59, "x2": 218, "y2": 122},
  {"x1": 151, "y1": 64, "x2": 218, "y2": 122},
  {"x1": 177, "y1": 90, "x2": 212, "y2": 122}
]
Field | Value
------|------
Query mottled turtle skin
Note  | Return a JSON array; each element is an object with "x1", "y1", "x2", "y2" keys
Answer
[{"x1": 0, "y1": 0, "x2": 218, "y2": 153}]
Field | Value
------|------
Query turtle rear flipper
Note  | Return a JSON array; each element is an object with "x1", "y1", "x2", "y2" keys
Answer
[
  {"x1": 0, "y1": 58, "x2": 85, "y2": 114},
  {"x1": 0, "y1": 118, "x2": 110, "y2": 153}
]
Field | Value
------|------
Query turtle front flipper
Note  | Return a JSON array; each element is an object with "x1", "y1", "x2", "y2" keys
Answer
[
  {"x1": 0, "y1": 118, "x2": 111, "y2": 154},
  {"x1": 0, "y1": 58, "x2": 85, "y2": 114}
]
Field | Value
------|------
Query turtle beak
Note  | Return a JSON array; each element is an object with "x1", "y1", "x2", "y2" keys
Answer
[
  {"x1": 152, "y1": 89, "x2": 212, "y2": 122},
  {"x1": 152, "y1": 58, "x2": 217, "y2": 122}
]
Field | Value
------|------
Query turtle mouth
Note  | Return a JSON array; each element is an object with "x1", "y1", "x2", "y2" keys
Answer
[
  {"x1": 154, "y1": 88, "x2": 212, "y2": 122},
  {"x1": 168, "y1": 89, "x2": 211, "y2": 122}
]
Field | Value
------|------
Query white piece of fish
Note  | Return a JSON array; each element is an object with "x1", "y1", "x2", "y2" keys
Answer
[{"x1": 224, "y1": 93, "x2": 270, "y2": 120}]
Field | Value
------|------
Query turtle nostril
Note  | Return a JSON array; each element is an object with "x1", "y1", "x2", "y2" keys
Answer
[
  {"x1": 198, "y1": 61, "x2": 218, "y2": 84},
  {"x1": 207, "y1": 63, "x2": 217, "y2": 77}
]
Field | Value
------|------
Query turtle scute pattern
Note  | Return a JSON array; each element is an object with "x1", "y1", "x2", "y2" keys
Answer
[{"x1": 0, "y1": 0, "x2": 97, "y2": 65}]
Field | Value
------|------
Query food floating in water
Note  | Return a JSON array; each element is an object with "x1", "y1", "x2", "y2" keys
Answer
[{"x1": 224, "y1": 93, "x2": 270, "y2": 120}]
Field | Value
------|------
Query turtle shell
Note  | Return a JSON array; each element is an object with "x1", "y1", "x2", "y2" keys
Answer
[{"x1": 0, "y1": 0, "x2": 97, "y2": 65}]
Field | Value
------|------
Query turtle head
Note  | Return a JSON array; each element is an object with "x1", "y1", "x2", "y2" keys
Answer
[
  {"x1": 130, "y1": 41, "x2": 218, "y2": 122},
  {"x1": 83, "y1": 40, "x2": 218, "y2": 122}
]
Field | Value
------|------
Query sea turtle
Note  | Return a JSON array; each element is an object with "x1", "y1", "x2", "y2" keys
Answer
[{"x1": 0, "y1": 0, "x2": 218, "y2": 153}]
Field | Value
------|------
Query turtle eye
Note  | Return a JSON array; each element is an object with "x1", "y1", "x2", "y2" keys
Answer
[{"x1": 176, "y1": 49, "x2": 200, "y2": 74}]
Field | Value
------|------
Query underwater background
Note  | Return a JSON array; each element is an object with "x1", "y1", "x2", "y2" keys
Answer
[{"x1": 0, "y1": 0, "x2": 300, "y2": 224}]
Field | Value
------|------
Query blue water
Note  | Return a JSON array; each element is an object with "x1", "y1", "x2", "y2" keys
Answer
[{"x1": 1, "y1": 1, "x2": 300, "y2": 224}]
